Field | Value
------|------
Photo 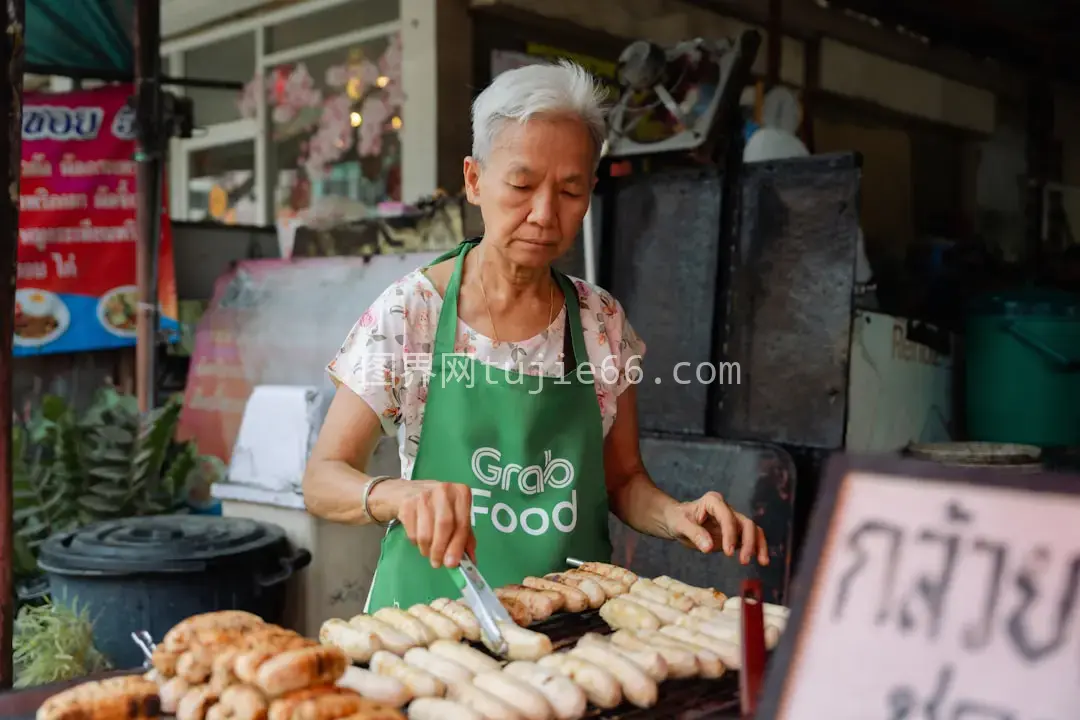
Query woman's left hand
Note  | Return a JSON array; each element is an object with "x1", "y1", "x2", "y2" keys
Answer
[{"x1": 662, "y1": 491, "x2": 770, "y2": 566}]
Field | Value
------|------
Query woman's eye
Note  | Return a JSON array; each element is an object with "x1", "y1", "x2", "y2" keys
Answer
[
  {"x1": 508, "y1": 184, "x2": 528, "y2": 191},
  {"x1": 562, "y1": 191, "x2": 582, "y2": 198}
]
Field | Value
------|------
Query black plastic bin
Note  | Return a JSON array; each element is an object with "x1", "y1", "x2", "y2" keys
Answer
[{"x1": 36, "y1": 515, "x2": 311, "y2": 669}]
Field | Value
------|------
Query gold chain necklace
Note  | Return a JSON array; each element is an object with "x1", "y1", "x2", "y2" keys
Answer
[{"x1": 477, "y1": 246, "x2": 554, "y2": 345}]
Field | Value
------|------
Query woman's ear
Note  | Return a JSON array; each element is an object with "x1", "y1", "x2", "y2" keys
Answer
[{"x1": 463, "y1": 156, "x2": 482, "y2": 205}]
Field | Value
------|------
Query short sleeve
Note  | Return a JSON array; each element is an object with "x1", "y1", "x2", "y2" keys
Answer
[
  {"x1": 327, "y1": 285, "x2": 406, "y2": 436},
  {"x1": 602, "y1": 295, "x2": 646, "y2": 398}
]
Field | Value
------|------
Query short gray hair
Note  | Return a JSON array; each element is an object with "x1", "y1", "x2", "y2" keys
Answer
[{"x1": 471, "y1": 60, "x2": 607, "y2": 166}]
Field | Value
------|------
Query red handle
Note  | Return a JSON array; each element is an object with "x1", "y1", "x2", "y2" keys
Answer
[{"x1": 739, "y1": 579, "x2": 766, "y2": 718}]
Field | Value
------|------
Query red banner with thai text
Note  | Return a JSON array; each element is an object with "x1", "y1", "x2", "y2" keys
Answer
[{"x1": 17, "y1": 84, "x2": 177, "y2": 356}]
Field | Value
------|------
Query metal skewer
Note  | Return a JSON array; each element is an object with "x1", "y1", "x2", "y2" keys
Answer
[
  {"x1": 565, "y1": 557, "x2": 584, "y2": 567},
  {"x1": 131, "y1": 630, "x2": 156, "y2": 669}
]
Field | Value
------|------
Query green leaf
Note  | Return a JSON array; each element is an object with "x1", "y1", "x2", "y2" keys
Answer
[
  {"x1": 84, "y1": 448, "x2": 130, "y2": 463},
  {"x1": 94, "y1": 426, "x2": 134, "y2": 445},
  {"x1": 86, "y1": 484, "x2": 129, "y2": 500},
  {"x1": 40, "y1": 396, "x2": 68, "y2": 422},
  {"x1": 87, "y1": 466, "x2": 129, "y2": 483},
  {"x1": 76, "y1": 494, "x2": 116, "y2": 515},
  {"x1": 13, "y1": 506, "x2": 41, "y2": 523}
]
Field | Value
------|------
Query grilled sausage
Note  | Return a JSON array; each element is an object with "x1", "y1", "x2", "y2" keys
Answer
[
  {"x1": 268, "y1": 686, "x2": 373, "y2": 720},
  {"x1": 722, "y1": 597, "x2": 789, "y2": 618},
  {"x1": 336, "y1": 666, "x2": 412, "y2": 708},
  {"x1": 472, "y1": 671, "x2": 553, "y2": 720},
  {"x1": 403, "y1": 647, "x2": 474, "y2": 685},
  {"x1": 577, "y1": 633, "x2": 667, "y2": 682},
  {"x1": 635, "y1": 630, "x2": 726, "y2": 678},
  {"x1": 234, "y1": 636, "x2": 319, "y2": 685},
  {"x1": 610, "y1": 630, "x2": 697, "y2": 678},
  {"x1": 37, "y1": 675, "x2": 161, "y2": 720},
  {"x1": 575, "y1": 562, "x2": 638, "y2": 587},
  {"x1": 495, "y1": 587, "x2": 559, "y2": 621},
  {"x1": 541, "y1": 574, "x2": 604, "y2": 609},
  {"x1": 536, "y1": 653, "x2": 622, "y2": 710},
  {"x1": 406, "y1": 698, "x2": 483, "y2": 720},
  {"x1": 178, "y1": 647, "x2": 218, "y2": 684},
  {"x1": 629, "y1": 578, "x2": 695, "y2": 613},
  {"x1": 598, "y1": 596, "x2": 661, "y2": 632},
  {"x1": 714, "y1": 603, "x2": 788, "y2": 634},
  {"x1": 618, "y1": 593, "x2": 687, "y2": 625},
  {"x1": 502, "y1": 661, "x2": 587, "y2": 720},
  {"x1": 498, "y1": 597, "x2": 534, "y2": 627},
  {"x1": 160, "y1": 676, "x2": 192, "y2": 715},
  {"x1": 275, "y1": 690, "x2": 379, "y2": 720},
  {"x1": 445, "y1": 682, "x2": 524, "y2": 720},
  {"x1": 658, "y1": 625, "x2": 741, "y2": 669},
  {"x1": 428, "y1": 639, "x2": 501, "y2": 675},
  {"x1": 369, "y1": 650, "x2": 445, "y2": 698},
  {"x1": 176, "y1": 685, "x2": 218, "y2": 720},
  {"x1": 348, "y1": 615, "x2": 417, "y2": 655},
  {"x1": 374, "y1": 608, "x2": 438, "y2": 646},
  {"x1": 255, "y1": 645, "x2": 349, "y2": 697},
  {"x1": 560, "y1": 570, "x2": 627, "y2": 598},
  {"x1": 569, "y1": 644, "x2": 657, "y2": 709},
  {"x1": 497, "y1": 622, "x2": 553, "y2": 661},
  {"x1": 408, "y1": 605, "x2": 464, "y2": 642},
  {"x1": 521, "y1": 578, "x2": 589, "y2": 613},
  {"x1": 212, "y1": 684, "x2": 268, "y2": 720},
  {"x1": 163, "y1": 611, "x2": 265, "y2": 650},
  {"x1": 152, "y1": 646, "x2": 181, "y2": 677},
  {"x1": 687, "y1": 612, "x2": 781, "y2": 649},
  {"x1": 653, "y1": 576, "x2": 726, "y2": 609},
  {"x1": 429, "y1": 600, "x2": 482, "y2": 642},
  {"x1": 319, "y1": 618, "x2": 382, "y2": 663}
]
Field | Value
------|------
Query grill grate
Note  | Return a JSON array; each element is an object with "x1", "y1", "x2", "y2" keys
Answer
[{"x1": 528, "y1": 610, "x2": 742, "y2": 719}]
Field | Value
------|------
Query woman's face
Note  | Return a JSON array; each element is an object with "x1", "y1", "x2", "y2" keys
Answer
[{"x1": 464, "y1": 115, "x2": 596, "y2": 269}]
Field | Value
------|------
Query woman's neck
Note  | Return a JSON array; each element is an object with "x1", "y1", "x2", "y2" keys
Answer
[{"x1": 473, "y1": 239, "x2": 552, "y2": 305}]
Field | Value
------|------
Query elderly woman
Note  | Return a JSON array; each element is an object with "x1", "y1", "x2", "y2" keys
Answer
[{"x1": 303, "y1": 60, "x2": 769, "y2": 612}]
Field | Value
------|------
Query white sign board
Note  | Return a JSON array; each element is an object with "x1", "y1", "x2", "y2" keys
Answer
[{"x1": 759, "y1": 456, "x2": 1080, "y2": 720}]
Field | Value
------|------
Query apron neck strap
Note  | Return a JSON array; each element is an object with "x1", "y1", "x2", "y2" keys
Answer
[
  {"x1": 432, "y1": 240, "x2": 589, "y2": 367},
  {"x1": 554, "y1": 271, "x2": 589, "y2": 370},
  {"x1": 432, "y1": 239, "x2": 475, "y2": 356}
]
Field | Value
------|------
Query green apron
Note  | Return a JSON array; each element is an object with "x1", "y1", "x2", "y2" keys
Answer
[{"x1": 365, "y1": 239, "x2": 612, "y2": 611}]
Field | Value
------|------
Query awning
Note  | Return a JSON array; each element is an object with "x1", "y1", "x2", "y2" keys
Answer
[{"x1": 25, "y1": 0, "x2": 133, "y2": 78}]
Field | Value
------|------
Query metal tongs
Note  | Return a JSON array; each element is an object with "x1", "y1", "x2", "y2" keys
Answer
[
  {"x1": 451, "y1": 556, "x2": 512, "y2": 657},
  {"x1": 131, "y1": 630, "x2": 157, "y2": 669}
]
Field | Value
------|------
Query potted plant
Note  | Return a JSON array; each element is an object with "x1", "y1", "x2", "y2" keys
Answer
[{"x1": 13, "y1": 386, "x2": 224, "y2": 599}]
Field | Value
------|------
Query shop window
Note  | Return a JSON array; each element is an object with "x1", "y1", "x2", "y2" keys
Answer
[
  {"x1": 187, "y1": 141, "x2": 258, "y2": 225},
  {"x1": 244, "y1": 33, "x2": 402, "y2": 224},
  {"x1": 266, "y1": 0, "x2": 398, "y2": 53},
  {"x1": 184, "y1": 32, "x2": 255, "y2": 127}
]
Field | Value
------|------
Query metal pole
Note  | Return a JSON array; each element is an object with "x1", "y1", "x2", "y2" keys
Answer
[
  {"x1": 0, "y1": 0, "x2": 26, "y2": 690},
  {"x1": 134, "y1": 0, "x2": 162, "y2": 413}
]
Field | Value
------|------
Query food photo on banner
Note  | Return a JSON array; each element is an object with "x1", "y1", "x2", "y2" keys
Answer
[{"x1": 16, "y1": 85, "x2": 178, "y2": 357}]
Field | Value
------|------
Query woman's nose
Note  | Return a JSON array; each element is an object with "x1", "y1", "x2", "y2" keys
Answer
[{"x1": 528, "y1": 189, "x2": 557, "y2": 227}]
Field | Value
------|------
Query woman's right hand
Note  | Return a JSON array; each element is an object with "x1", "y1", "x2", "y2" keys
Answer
[{"x1": 384, "y1": 480, "x2": 476, "y2": 569}]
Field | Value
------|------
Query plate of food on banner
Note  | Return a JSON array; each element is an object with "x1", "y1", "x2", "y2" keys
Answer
[
  {"x1": 98, "y1": 285, "x2": 138, "y2": 338},
  {"x1": 14, "y1": 288, "x2": 70, "y2": 348}
]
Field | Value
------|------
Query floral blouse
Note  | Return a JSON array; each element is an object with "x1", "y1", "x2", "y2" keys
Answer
[{"x1": 327, "y1": 269, "x2": 647, "y2": 480}]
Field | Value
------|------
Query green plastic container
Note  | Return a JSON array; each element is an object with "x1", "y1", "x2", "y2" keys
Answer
[{"x1": 966, "y1": 289, "x2": 1080, "y2": 447}]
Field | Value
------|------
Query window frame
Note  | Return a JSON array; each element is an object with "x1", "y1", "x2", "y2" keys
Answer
[{"x1": 163, "y1": 0, "x2": 431, "y2": 228}]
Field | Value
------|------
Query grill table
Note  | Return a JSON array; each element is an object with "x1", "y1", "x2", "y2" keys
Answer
[{"x1": 6, "y1": 612, "x2": 748, "y2": 720}]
